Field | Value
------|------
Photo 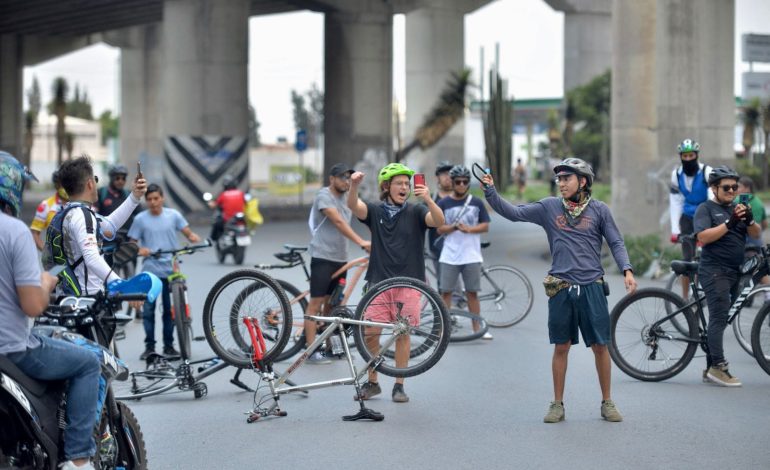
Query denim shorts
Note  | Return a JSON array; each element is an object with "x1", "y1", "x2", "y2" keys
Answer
[{"x1": 547, "y1": 282, "x2": 609, "y2": 346}]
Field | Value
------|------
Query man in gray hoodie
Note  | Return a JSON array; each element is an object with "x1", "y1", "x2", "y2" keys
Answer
[{"x1": 481, "y1": 157, "x2": 637, "y2": 423}]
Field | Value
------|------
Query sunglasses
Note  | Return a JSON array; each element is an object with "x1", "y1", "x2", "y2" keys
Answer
[
  {"x1": 719, "y1": 184, "x2": 739, "y2": 192},
  {"x1": 453, "y1": 179, "x2": 470, "y2": 186}
]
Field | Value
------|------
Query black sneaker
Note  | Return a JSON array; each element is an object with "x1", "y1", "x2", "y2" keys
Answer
[
  {"x1": 163, "y1": 346, "x2": 180, "y2": 358},
  {"x1": 392, "y1": 383, "x2": 409, "y2": 403},
  {"x1": 139, "y1": 348, "x2": 155, "y2": 360},
  {"x1": 354, "y1": 381, "x2": 381, "y2": 400}
]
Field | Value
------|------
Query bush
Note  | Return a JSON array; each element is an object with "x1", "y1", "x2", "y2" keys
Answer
[{"x1": 618, "y1": 234, "x2": 682, "y2": 277}]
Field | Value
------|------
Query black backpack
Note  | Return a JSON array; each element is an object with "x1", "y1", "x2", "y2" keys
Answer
[{"x1": 43, "y1": 203, "x2": 100, "y2": 296}]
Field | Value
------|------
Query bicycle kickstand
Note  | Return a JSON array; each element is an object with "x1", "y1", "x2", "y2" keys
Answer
[{"x1": 343, "y1": 380, "x2": 384, "y2": 422}]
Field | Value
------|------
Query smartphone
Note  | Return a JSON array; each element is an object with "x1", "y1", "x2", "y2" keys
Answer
[
  {"x1": 738, "y1": 194, "x2": 750, "y2": 205},
  {"x1": 136, "y1": 161, "x2": 143, "y2": 180},
  {"x1": 413, "y1": 173, "x2": 425, "y2": 187}
]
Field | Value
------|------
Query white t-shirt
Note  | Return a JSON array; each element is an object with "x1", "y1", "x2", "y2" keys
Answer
[{"x1": 437, "y1": 195, "x2": 490, "y2": 265}]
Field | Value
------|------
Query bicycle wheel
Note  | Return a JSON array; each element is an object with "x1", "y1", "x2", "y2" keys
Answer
[
  {"x1": 273, "y1": 279, "x2": 308, "y2": 362},
  {"x1": 352, "y1": 277, "x2": 450, "y2": 378},
  {"x1": 609, "y1": 287, "x2": 699, "y2": 381},
  {"x1": 478, "y1": 265, "x2": 533, "y2": 328},
  {"x1": 665, "y1": 271, "x2": 704, "y2": 335},
  {"x1": 203, "y1": 269, "x2": 292, "y2": 368},
  {"x1": 732, "y1": 286, "x2": 770, "y2": 357},
  {"x1": 171, "y1": 281, "x2": 192, "y2": 360},
  {"x1": 751, "y1": 303, "x2": 770, "y2": 375},
  {"x1": 112, "y1": 365, "x2": 180, "y2": 401},
  {"x1": 448, "y1": 309, "x2": 489, "y2": 342}
]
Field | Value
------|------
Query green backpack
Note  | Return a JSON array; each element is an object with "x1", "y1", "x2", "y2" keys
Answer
[{"x1": 43, "y1": 202, "x2": 100, "y2": 296}]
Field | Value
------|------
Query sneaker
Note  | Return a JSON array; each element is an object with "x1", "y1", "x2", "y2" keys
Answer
[
  {"x1": 481, "y1": 331, "x2": 494, "y2": 340},
  {"x1": 543, "y1": 401, "x2": 565, "y2": 423},
  {"x1": 706, "y1": 362, "x2": 742, "y2": 387},
  {"x1": 139, "y1": 348, "x2": 155, "y2": 361},
  {"x1": 163, "y1": 346, "x2": 180, "y2": 357},
  {"x1": 392, "y1": 383, "x2": 409, "y2": 403},
  {"x1": 702, "y1": 369, "x2": 710, "y2": 383},
  {"x1": 354, "y1": 381, "x2": 381, "y2": 400},
  {"x1": 307, "y1": 351, "x2": 331, "y2": 365},
  {"x1": 601, "y1": 399, "x2": 623, "y2": 422},
  {"x1": 60, "y1": 460, "x2": 95, "y2": 470}
]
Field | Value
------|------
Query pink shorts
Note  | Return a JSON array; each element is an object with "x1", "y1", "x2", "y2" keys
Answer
[{"x1": 362, "y1": 287, "x2": 422, "y2": 327}]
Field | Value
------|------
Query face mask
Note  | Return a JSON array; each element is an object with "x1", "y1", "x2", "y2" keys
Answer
[{"x1": 681, "y1": 157, "x2": 699, "y2": 176}]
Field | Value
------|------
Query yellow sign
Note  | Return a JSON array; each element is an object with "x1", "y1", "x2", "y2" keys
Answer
[{"x1": 268, "y1": 165, "x2": 303, "y2": 196}]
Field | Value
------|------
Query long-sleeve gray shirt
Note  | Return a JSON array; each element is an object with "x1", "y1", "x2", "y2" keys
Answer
[{"x1": 484, "y1": 187, "x2": 632, "y2": 284}]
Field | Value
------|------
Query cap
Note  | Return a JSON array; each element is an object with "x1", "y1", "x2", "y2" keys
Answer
[{"x1": 329, "y1": 162, "x2": 354, "y2": 177}]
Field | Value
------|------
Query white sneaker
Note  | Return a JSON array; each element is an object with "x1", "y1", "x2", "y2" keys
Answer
[
  {"x1": 60, "y1": 461, "x2": 95, "y2": 470},
  {"x1": 482, "y1": 332, "x2": 494, "y2": 340}
]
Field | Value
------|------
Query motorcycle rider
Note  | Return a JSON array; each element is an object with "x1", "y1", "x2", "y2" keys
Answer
[
  {"x1": 208, "y1": 174, "x2": 246, "y2": 242},
  {"x1": 0, "y1": 151, "x2": 101, "y2": 470}
]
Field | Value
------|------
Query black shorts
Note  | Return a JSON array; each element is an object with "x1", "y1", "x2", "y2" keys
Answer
[
  {"x1": 679, "y1": 215, "x2": 696, "y2": 261},
  {"x1": 309, "y1": 258, "x2": 347, "y2": 298}
]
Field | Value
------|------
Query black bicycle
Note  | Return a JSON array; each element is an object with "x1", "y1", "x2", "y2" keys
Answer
[{"x1": 609, "y1": 248, "x2": 770, "y2": 382}]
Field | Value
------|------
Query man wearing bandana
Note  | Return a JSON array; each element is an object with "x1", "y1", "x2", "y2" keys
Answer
[
  {"x1": 669, "y1": 139, "x2": 713, "y2": 298},
  {"x1": 481, "y1": 157, "x2": 637, "y2": 424}
]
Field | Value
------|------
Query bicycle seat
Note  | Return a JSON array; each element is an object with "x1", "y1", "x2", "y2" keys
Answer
[
  {"x1": 283, "y1": 244, "x2": 308, "y2": 253},
  {"x1": 670, "y1": 260, "x2": 699, "y2": 276},
  {"x1": 274, "y1": 251, "x2": 302, "y2": 263}
]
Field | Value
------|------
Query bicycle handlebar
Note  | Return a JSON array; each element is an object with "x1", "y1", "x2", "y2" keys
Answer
[{"x1": 148, "y1": 239, "x2": 212, "y2": 258}]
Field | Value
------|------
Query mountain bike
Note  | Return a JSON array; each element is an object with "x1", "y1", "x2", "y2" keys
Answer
[
  {"x1": 240, "y1": 277, "x2": 450, "y2": 422},
  {"x1": 750, "y1": 284, "x2": 770, "y2": 376},
  {"x1": 424, "y1": 241, "x2": 533, "y2": 328},
  {"x1": 609, "y1": 252, "x2": 770, "y2": 381}
]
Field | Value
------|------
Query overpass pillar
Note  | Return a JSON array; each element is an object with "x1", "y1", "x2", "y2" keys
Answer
[
  {"x1": 160, "y1": 0, "x2": 250, "y2": 210},
  {"x1": 0, "y1": 34, "x2": 23, "y2": 165},
  {"x1": 611, "y1": 0, "x2": 734, "y2": 235},
  {"x1": 545, "y1": 0, "x2": 612, "y2": 92},
  {"x1": 404, "y1": 3, "x2": 465, "y2": 174},
  {"x1": 324, "y1": 3, "x2": 393, "y2": 177}
]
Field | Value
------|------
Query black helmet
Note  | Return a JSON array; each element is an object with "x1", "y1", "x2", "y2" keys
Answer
[
  {"x1": 435, "y1": 161, "x2": 453, "y2": 175},
  {"x1": 108, "y1": 164, "x2": 128, "y2": 178},
  {"x1": 449, "y1": 165, "x2": 470, "y2": 179},
  {"x1": 222, "y1": 174, "x2": 237, "y2": 190},
  {"x1": 554, "y1": 157, "x2": 595, "y2": 187},
  {"x1": 707, "y1": 165, "x2": 739, "y2": 186}
]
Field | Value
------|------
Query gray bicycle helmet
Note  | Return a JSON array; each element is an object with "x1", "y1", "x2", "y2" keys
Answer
[
  {"x1": 449, "y1": 165, "x2": 471, "y2": 180},
  {"x1": 707, "y1": 165, "x2": 739, "y2": 186},
  {"x1": 677, "y1": 139, "x2": 700, "y2": 154},
  {"x1": 553, "y1": 157, "x2": 595, "y2": 187},
  {"x1": 435, "y1": 161, "x2": 454, "y2": 175}
]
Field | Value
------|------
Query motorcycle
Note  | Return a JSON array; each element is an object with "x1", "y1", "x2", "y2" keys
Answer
[
  {"x1": 0, "y1": 273, "x2": 161, "y2": 470},
  {"x1": 203, "y1": 192, "x2": 252, "y2": 265}
]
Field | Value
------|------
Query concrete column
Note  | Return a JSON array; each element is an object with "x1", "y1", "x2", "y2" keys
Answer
[
  {"x1": 0, "y1": 34, "x2": 23, "y2": 165},
  {"x1": 161, "y1": 0, "x2": 249, "y2": 138},
  {"x1": 118, "y1": 25, "x2": 162, "y2": 182},
  {"x1": 611, "y1": 0, "x2": 735, "y2": 235},
  {"x1": 324, "y1": 3, "x2": 393, "y2": 175},
  {"x1": 404, "y1": 3, "x2": 465, "y2": 174}
]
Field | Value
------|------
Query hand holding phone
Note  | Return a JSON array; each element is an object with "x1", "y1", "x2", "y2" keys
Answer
[
  {"x1": 413, "y1": 173, "x2": 425, "y2": 187},
  {"x1": 738, "y1": 193, "x2": 749, "y2": 205},
  {"x1": 136, "y1": 162, "x2": 144, "y2": 180}
]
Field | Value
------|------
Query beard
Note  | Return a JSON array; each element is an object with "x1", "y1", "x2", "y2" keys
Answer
[{"x1": 681, "y1": 158, "x2": 699, "y2": 176}]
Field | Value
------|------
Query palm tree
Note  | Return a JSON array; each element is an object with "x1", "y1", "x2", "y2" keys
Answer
[
  {"x1": 741, "y1": 98, "x2": 760, "y2": 162},
  {"x1": 761, "y1": 100, "x2": 770, "y2": 188},
  {"x1": 52, "y1": 77, "x2": 69, "y2": 165}
]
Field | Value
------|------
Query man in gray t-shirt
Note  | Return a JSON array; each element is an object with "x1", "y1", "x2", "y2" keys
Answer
[{"x1": 304, "y1": 163, "x2": 371, "y2": 364}]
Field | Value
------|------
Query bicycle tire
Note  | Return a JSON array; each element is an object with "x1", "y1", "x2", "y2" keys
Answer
[
  {"x1": 447, "y1": 309, "x2": 489, "y2": 342},
  {"x1": 478, "y1": 265, "x2": 533, "y2": 328},
  {"x1": 664, "y1": 271, "x2": 704, "y2": 335},
  {"x1": 732, "y1": 286, "x2": 770, "y2": 357},
  {"x1": 609, "y1": 287, "x2": 699, "y2": 381},
  {"x1": 352, "y1": 277, "x2": 449, "y2": 378},
  {"x1": 750, "y1": 302, "x2": 770, "y2": 375},
  {"x1": 274, "y1": 279, "x2": 309, "y2": 362},
  {"x1": 203, "y1": 269, "x2": 292, "y2": 368},
  {"x1": 171, "y1": 281, "x2": 192, "y2": 360},
  {"x1": 113, "y1": 367, "x2": 179, "y2": 401}
]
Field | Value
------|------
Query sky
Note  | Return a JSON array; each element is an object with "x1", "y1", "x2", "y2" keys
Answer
[{"x1": 22, "y1": 0, "x2": 770, "y2": 144}]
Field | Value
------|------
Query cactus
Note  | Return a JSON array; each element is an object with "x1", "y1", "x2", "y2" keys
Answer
[{"x1": 482, "y1": 70, "x2": 513, "y2": 190}]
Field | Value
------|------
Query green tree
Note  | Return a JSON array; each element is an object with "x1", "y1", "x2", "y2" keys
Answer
[
  {"x1": 51, "y1": 77, "x2": 69, "y2": 165},
  {"x1": 98, "y1": 110, "x2": 119, "y2": 146},
  {"x1": 741, "y1": 98, "x2": 761, "y2": 161},
  {"x1": 307, "y1": 82, "x2": 323, "y2": 147},
  {"x1": 291, "y1": 89, "x2": 311, "y2": 143},
  {"x1": 565, "y1": 70, "x2": 611, "y2": 177},
  {"x1": 248, "y1": 104, "x2": 261, "y2": 147}
]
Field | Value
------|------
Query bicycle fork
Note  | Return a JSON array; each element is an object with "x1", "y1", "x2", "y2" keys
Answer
[{"x1": 242, "y1": 317, "x2": 287, "y2": 423}]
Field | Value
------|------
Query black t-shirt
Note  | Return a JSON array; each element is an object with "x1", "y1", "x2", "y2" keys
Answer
[
  {"x1": 426, "y1": 194, "x2": 447, "y2": 255},
  {"x1": 360, "y1": 202, "x2": 429, "y2": 284},
  {"x1": 693, "y1": 200, "x2": 748, "y2": 269}
]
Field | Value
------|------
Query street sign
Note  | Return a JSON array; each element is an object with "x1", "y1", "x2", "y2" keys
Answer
[
  {"x1": 742, "y1": 34, "x2": 770, "y2": 63},
  {"x1": 742, "y1": 72, "x2": 770, "y2": 100},
  {"x1": 295, "y1": 129, "x2": 307, "y2": 152}
]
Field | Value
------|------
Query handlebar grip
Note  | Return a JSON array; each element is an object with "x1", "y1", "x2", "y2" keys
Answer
[{"x1": 109, "y1": 293, "x2": 147, "y2": 302}]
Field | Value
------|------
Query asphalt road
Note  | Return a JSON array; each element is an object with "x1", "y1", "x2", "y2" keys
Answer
[{"x1": 113, "y1": 214, "x2": 770, "y2": 470}]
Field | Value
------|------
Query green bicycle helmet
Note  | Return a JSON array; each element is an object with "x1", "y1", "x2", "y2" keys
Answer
[
  {"x1": 677, "y1": 139, "x2": 700, "y2": 154},
  {"x1": 378, "y1": 163, "x2": 415, "y2": 185}
]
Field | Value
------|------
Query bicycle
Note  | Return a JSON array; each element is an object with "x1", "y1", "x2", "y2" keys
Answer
[
  {"x1": 259, "y1": 244, "x2": 488, "y2": 361},
  {"x1": 608, "y1": 252, "x2": 770, "y2": 381},
  {"x1": 424, "y1": 241, "x2": 534, "y2": 328},
  {"x1": 238, "y1": 276, "x2": 450, "y2": 422}
]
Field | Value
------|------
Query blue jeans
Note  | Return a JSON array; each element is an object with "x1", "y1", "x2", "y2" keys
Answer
[
  {"x1": 7, "y1": 335, "x2": 100, "y2": 460},
  {"x1": 142, "y1": 276, "x2": 174, "y2": 349}
]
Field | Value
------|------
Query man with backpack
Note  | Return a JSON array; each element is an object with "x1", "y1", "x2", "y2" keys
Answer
[{"x1": 44, "y1": 156, "x2": 146, "y2": 297}]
